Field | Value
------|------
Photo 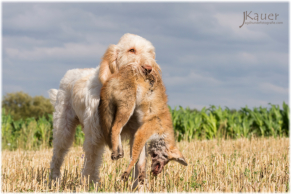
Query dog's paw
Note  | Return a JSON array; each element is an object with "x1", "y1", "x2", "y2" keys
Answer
[{"x1": 121, "y1": 171, "x2": 129, "y2": 181}]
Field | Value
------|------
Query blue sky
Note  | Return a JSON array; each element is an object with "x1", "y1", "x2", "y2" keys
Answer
[{"x1": 2, "y1": 2, "x2": 289, "y2": 109}]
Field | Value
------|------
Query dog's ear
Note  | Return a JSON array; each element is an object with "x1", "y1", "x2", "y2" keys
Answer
[
  {"x1": 99, "y1": 44, "x2": 118, "y2": 84},
  {"x1": 168, "y1": 146, "x2": 188, "y2": 166}
]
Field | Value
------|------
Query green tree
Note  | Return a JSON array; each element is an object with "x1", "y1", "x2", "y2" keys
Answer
[{"x1": 2, "y1": 92, "x2": 54, "y2": 121}]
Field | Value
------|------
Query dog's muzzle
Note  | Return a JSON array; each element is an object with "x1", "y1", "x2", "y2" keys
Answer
[{"x1": 142, "y1": 65, "x2": 152, "y2": 74}]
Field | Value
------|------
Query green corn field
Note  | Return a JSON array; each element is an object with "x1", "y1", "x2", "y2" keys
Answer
[
  {"x1": 170, "y1": 102, "x2": 289, "y2": 141},
  {"x1": 1, "y1": 102, "x2": 289, "y2": 150}
]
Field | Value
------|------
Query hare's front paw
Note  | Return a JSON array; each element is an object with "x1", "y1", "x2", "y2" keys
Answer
[
  {"x1": 111, "y1": 148, "x2": 124, "y2": 160},
  {"x1": 111, "y1": 150, "x2": 120, "y2": 160}
]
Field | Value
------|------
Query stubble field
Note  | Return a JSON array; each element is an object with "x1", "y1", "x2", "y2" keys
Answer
[{"x1": 1, "y1": 137, "x2": 289, "y2": 192}]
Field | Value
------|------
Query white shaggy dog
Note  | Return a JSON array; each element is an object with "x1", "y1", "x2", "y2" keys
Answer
[{"x1": 49, "y1": 33, "x2": 157, "y2": 186}]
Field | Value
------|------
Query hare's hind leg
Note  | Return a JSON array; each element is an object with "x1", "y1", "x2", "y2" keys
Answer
[
  {"x1": 131, "y1": 140, "x2": 147, "y2": 192},
  {"x1": 121, "y1": 120, "x2": 155, "y2": 181}
]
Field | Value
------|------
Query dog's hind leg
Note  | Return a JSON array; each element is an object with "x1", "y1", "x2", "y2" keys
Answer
[{"x1": 50, "y1": 93, "x2": 79, "y2": 181}]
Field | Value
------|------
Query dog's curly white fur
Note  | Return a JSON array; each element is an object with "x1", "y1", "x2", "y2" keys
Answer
[{"x1": 49, "y1": 33, "x2": 157, "y2": 186}]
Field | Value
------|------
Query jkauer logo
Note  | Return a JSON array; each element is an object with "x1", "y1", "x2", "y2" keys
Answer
[{"x1": 239, "y1": 11, "x2": 283, "y2": 28}]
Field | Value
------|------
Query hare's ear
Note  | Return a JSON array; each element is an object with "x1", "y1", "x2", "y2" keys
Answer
[
  {"x1": 99, "y1": 44, "x2": 118, "y2": 84},
  {"x1": 168, "y1": 146, "x2": 188, "y2": 166}
]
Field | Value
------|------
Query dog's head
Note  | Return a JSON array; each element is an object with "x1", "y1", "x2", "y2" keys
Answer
[
  {"x1": 99, "y1": 33, "x2": 161, "y2": 84},
  {"x1": 148, "y1": 138, "x2": 187, "y2": 176}
]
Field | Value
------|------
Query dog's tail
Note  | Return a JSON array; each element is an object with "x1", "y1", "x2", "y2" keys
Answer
[{"x1": 48, "y1": 89, "x2": 58, "y2": 106}]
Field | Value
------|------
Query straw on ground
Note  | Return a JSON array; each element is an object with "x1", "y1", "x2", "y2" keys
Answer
[{"x1": 1, "y1": 137, "x2": 289, "y2": 192}]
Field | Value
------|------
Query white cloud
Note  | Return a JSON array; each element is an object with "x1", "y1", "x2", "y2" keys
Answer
[
  {"x1": 2, "y1": 3, "x2": 288, "y2": 109},
  {"x1": 164, "y1": 71, "x2": 222, "y2": 89},
  {"x1": 260, "y1": 82, "x2": 288, "y2": 94},
  {"x1": 4, "y1": 42, "x2": 106, "y2": 62},
  {"x1": 214, "y1": 12, "x2": 271, "y2": 41},
  {"x1": 3, "y1": 84, "x2": 25, "y2": 94}
]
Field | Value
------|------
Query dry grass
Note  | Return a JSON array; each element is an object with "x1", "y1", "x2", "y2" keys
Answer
[{"x1": 1, "y1": 137, "x2": 289, "y2": 192}]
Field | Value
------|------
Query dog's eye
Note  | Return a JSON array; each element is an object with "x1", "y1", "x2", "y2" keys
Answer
[
  {"x1": 129, "y1": 49, "x2": 135, "y2": 53},
  {"x1": 152, "y1": 153, "x2": 158, "y2": 158},
  {"x1": 163, "y1": 154, "x2": 168, "y2": 159}
]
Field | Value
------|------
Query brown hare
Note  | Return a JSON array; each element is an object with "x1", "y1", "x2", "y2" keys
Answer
[{"x1": 98, "y1": 64, "x2": 187, "y2": 182}]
